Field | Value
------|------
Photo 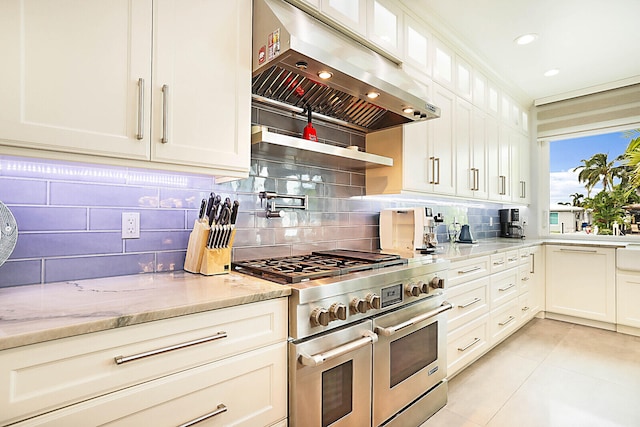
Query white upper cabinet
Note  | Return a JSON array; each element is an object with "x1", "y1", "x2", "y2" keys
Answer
[
  {"x1": 487, "y1": 119, "x2": 511, "y2": 201},
  {"x1": 151, "y1": 0, "x2": 251, "y2": 175},
  {"x1": 472, "y1": 70, "x2": 487, "y2": 109},
  {"x1": 487, "y1": 82, "x2": 500, "y2": 117},
  {"x1": 0, "y1": 0, "x2": 152, "y2": 160},
  {"x1": 513, "y1": 132, "x2": 531, "y2": 204},
  {"x1": 0, "y1": 0, "x2": 251, "y2": 178},
  {"x1": 321, "y1": 0, "x2": 367, "y2": 35},
  {"x1": 433, "y1": 38, "x2": 454, "y2": 89},
  {"x1": 456, "y1": 104, "x2": 489, "y2": 200},
  {"x1": 367, "y1": 0, "x2": 403, "y2": 56},
  {"x1": 403, "y1": 15, "x2": 431, "y2": 77},
  {"x1": 455, "y1": 56, "x2": 472, "y2": 101}
]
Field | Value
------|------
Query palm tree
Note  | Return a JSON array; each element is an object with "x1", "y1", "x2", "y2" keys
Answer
[
  {"x1": 622, "y1": 129, "x2": 640, "y2": 193},
  {"x1": 570, "y1": 192, "x2": 584, "y2": 207},
  {"x1": 573, "y1": 152, "x2": 625, "y2": 195}
]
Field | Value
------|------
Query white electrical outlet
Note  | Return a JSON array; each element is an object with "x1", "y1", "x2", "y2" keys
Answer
[{"x1": 122, "y1": 212, "x2": 140, "y2": 239}]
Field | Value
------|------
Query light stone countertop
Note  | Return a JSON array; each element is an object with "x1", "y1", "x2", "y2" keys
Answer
[{"x1": 0, "y1": 271, "x2": 290, "y2": 351}]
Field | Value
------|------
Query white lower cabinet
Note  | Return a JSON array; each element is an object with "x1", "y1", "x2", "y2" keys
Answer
[
  {"x1": 447, "y1": 313, "x2": 490, "y2": 377},
  {"x1": 1, "y1": 298, "x2": 288, "y2": 427},
  {"x1": 489, "y1": 297, "x2": 519, "y2": 344},
  {"x1": 14, "y1": 342, "x2": 287, "y2": 427},
  {"x1": 617, "y1": 272, "x2": 640, "y2": 329},
  {"x1": 446, "y1": 245, "x2": 543, "y2": 377},
  {"x1": 545, "y1": 245, "x2": 616, "y2": 323}
]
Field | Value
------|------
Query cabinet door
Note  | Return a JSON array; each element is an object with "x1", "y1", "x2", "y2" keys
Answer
[
  {"x1": 0, "y1": 0, "x2": 152, "y2": 160},
  {"x1": 429, "y1": 84, "x2": 456, "y2": 195},
  {"x1": 545, "y1": 246, "x2": 616, "y2": 323},
  {"x1": 433, "y1": 38, "x2": 453, "y2": 89},
  {"x1": 488, "y1": 124, "x2": 511, "y2": 201},
  {"x1": 401, "y1": 121, "x2": 431, "y2": 192},
  {"x1": 455, "y1": 98, "x2": 474, "y2": 198},
  {"x1": 617, "y1": 273, "x2": 640, "y2": 328},
  {"x1": 455, "y1": 55, "x2": 472, "y2": 101},
  {"x1": 321, "y1": 0, "x2": 367, "y2": 35},
  {"x1": 404, "y1": 15, "x2": 431, "y2": 76},
  {"x1": 471, "y1": 108, "x2": 488, "y2": 199},
  {"x1": 516, "y1": 132, "x2": 531, "y2": 203},
  {"x1": 367, "y1": 0, "x2": 403, "y2": 56},
  {"x1": 529, "y1": 245, "x2": 544, "y2": 315},
  {"x1": 151, "y1": 0, "x2": 250, "y2": 175}
]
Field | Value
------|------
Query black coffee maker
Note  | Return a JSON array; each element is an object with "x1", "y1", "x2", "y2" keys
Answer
[{"x1": 499, "y1": 208, "x2": 525, "y2": 238}]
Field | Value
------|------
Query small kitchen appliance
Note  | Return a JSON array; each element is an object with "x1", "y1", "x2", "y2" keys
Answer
[
  {"x1": 233, "y1": 250, "x2": 451, "y2": 426},
  {"x1": 456, "y1": 224, "x2": 477, "y2": 243},
  {"x1": 380, "y1": 207, "x2": 443, "y2": 254},
  {"x1": 499, "y1": 208, "x2": 525, "y2": 239}
]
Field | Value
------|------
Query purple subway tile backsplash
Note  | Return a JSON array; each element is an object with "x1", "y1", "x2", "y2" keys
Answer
[{"x1": 0, "y1": 104, "x2": 505, "y2": 288}]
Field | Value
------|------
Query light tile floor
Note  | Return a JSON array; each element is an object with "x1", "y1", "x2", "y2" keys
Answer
[{"x1": 422, "y1": 318, "x2": 640, "y2": 427}]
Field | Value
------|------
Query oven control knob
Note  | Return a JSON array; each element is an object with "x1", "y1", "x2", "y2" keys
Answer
[
  {"x1": 351, "y1": 298, "x2": 369, "y2": 314},
  {"x1": 418, "y1": 280, "x2": 429, "y2": 294},
  {"x1": 430, "y1": 276, "x2": 445, "y2": 289},
  {"x1": 329, "y1": 303, "x2": 348, "y2": 321},
  {"x1": 406, "y1": 283, "x2": 421, "y2": 297},
  {"x1": 310, "y1": 307, "x2": 331, "y2": 327},
  {"x1": 366, "y1": 293, "x2": 381, "y2": 310}
]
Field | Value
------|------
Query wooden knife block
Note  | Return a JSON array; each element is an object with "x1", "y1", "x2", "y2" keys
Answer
[
  {"x1": 184, "y1": 221, "x2": 211, "y2": 274},
  {"x1": 200, "y1": 229, "x2": 236, "y2": 276}
]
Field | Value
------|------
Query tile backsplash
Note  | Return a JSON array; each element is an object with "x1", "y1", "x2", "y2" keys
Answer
[{"x1": 0, "y1": 106, "x2": 504, "y2": 288}]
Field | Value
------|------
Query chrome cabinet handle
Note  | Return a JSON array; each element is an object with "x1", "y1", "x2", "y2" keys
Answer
[
  {"x1": 136, "y1": 78, "x2": 144, "y2": 140},
  {"x1": 458, "y1": 337, "x2": 481, "y2": 352},
  {"x1": 161, "y1": 84, "x2": 169, "y2": 143},
  {"x1": 520, "y1": 180, "x2": 526, "y2": 198},
  {"x1": 429, "y1": 157, "x2": 435, "y2": 184},
  {"x1": 521, "y1": 276, "x2": 530, "y2": 282},
  {"x1": 508, "y1": 257, "x2": 518, "y2": 262},
  {"x1": 178, "y1": 404, "x2": 227, "y2": 427},
  {"x1": 458, "y1": 297, "x2": 481, "y2": 309},
  {"x1": 498, "y1": 283, "x2": 515, "y2": 292},
  {"x1": 493, "y1": 260, "x2": 505, "y2": 266},
  {"x1": 114, "y1": 331, "x2": 227, "y2": 365},
  {"x1": 499, "y1": 175, "x2": 506, "y2": 195},
  {"x1": 434, "y1": 157, "x2": 440, "y2": 185},
  {"x1": 458, "y1": 266, "x2": 481, "y2": 274},
  {"x1": 499, "y1": 316, "x2": 516, "y2": 326},
  {"x1": 299, "y1": 331, "x2": 377, "y2": 367},
  {"x1": 375, "y1": 302, "x2": 453, "y2": 337},
  {"x1": 474, "y1": 168, "x2": 480, "y2": 191},
  {"x1": 559, "y1": 248, "x2": 597, "y2": 253},
  {"x1": 522, "y1": 306, "x2": 530, "y2": 312},
  {"x1": 530, "y1": 253, "x2": 535, "y2": 274}
]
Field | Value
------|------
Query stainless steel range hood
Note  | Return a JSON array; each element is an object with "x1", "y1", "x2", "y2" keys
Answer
[{"x1": 252, "y1": 0, "x2": 440, "y2": 133}]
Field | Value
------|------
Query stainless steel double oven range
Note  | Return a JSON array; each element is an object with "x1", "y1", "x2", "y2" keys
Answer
[{"x1": 233, "y1": 250, "x2": 452, "y2": 426}]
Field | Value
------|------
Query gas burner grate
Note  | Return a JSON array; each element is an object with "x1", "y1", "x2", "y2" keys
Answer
[{"x1": 232, "y1": 250, "x2": 407, "y2": 284}]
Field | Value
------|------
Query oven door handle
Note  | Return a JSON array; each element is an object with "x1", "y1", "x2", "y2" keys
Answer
[
  {"x1": 298, "y1": 330, "x2": 378, "y2": 367},
  {"x1": 375, "y1": 302, "x2": 453, "y2": 337}
]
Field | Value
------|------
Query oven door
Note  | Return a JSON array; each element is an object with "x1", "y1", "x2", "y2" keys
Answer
[
  {"x1": 372, "y1": 297, "x2": 452, "y2": 426},
  {"x1": 289, "y1": 320, "x2": 376, "y2": 427}
]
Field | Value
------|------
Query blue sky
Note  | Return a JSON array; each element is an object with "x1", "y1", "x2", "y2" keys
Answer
[{"x1": 549, "y1": 131, "x2": 630, "y2": 204}]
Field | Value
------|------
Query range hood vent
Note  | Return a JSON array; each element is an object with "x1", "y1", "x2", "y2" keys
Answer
[{"x1": 252, "y1": 0, "x2": 440, "y2": 133}]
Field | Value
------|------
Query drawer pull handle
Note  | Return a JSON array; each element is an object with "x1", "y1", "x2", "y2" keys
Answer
[
  {"x1": 522, "y1": 306, "x2": 530, "y2": 312},
  {"x1": 521, "y1": 277, "x2": 530, "y2": 282},
  {"x1": 458, "y1": 297, "x2": 481, "y2": 309},
  {"x1": 458, "y1": 266, "x2": 482, "y2": 274},
  {"x1": 559, "y1": 248, "x2": 597, "y2": 254},
  {"x1": 114, "y1": 331, "x2": 228, "y2": 365},
  {"x1": 508, "y1": 257, "x2": 518, "y2": 262},
  {"x1": 375, "y1": 302, "x2": 453, "y2": 337},
  {"x1": 178, "y1": 404, "x2": 227, "y2": 427},
  {"x1": 498, "y1": 283, "x2": 515, "y2": 292},
  {"x1": 458, "y1": 337, "x2": 481, "y2": 352},
  {"x1": 493, "y1": 260, "x2": 505, "y2": 266},
  {"x1": 499, "y1": 316, "x2": 516, "y2": 326},
  {"x1": 299, "y1": 331, "x2": 378, "y2": 367}
]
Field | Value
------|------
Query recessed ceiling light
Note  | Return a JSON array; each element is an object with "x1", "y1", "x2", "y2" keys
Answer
[
  {"x1": 317, "y1": 70, "x2": 333, "y2": 79},
  {"x1": 514, "y1": 33, "x2": 538, "y2": 45},
  {"x1": 544, "y1": 68, "x2": 560, "y2": 77},
  {"x1": 366, "y1": 92, "x2": 380, "y2": 99}
]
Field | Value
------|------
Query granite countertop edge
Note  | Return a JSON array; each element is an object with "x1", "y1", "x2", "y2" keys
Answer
[{"x1": 0, "y1": 271, "x2": 291, "y2": 351}]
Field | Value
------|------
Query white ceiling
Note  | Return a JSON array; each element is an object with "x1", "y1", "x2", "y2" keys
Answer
[{"x1": 408, "y1": 0, "x2": 640, "y2": 103}]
